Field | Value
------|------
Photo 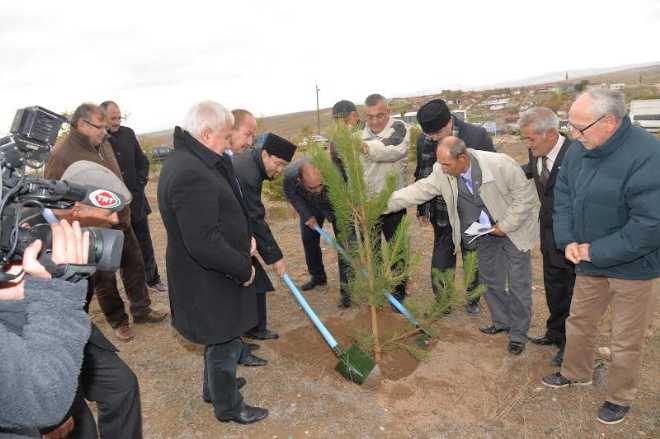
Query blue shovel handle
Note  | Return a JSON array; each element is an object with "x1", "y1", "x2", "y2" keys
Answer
[
  {"x1": 313, "y1": 225, "x2": 429, "y2": 336},
  {"x1": 282, "y1": 273, "x2": 340, "y2": 353}
]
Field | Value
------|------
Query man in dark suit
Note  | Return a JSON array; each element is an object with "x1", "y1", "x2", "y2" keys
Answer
[
  {"x1": 158, "y1": 101, "x2": 267, "y2": 424},
  {"x1": 520, "y1": 107, "x2": 575, "y2": 367},
  {"x1": 283, "y1": 158, "x2": 353, "y2": 308},
  {"x1": 414, "y1": 99, "x2": 495, "y2": 314},
  {"x1": 102, "y1": 101, "x2": 168, "y2": 295},
  {"x1": 233, "y1": 134, "x2": 297, "y2": 341}
]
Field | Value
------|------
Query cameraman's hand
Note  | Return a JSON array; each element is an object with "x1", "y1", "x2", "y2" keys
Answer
[
  {"x1": 0, "y1": 220, "x2": 89, "y2": 301},
  {"x1": 50, "y1": 220, "x2": 89, "y2": 267}
]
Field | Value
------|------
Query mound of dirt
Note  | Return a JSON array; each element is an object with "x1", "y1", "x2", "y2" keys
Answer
[{"x1": 270, "y1": 307, "x2": 443, "y2": 381}]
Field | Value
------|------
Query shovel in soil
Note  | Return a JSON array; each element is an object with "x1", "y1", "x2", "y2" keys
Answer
[
  {"x1": 314, "y1": 225, "x2": 432, "y2": 339},
  {"x1": 282, "y1": 273, "x2": 379, "y2": 385}
]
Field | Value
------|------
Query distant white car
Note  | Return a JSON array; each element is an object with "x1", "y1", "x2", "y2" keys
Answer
[{"x1": 310, "y1": 134, "x2": 328, "y2": 145}]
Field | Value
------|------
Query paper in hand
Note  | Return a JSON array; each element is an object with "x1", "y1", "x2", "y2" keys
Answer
[{"x1": 464, "y1": 221, "x2": 493, "y2": 244}]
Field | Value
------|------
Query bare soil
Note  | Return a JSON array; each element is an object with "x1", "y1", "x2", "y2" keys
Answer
[{"x1": 87, "y1": 139, "x2": 659, "y2": 438}]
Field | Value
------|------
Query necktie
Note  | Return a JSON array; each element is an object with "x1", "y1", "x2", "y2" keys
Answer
[
  {"x1": 540, "y1": 156, "x2": 550, "y2": 187},
  {"x1": 461, "y1": 175, "x2": 473, "y2": 194}
]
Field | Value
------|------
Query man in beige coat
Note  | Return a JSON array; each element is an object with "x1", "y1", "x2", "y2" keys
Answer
[{"x1": 387, "y1": 136, "x2": 540, "y2": 354}]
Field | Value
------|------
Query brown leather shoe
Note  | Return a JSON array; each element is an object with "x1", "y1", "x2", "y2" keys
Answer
[
  {"x1": 133, "y1": 309, "x2": 168, "y2": 324},
  {"x1": 114, "y1": 324, "x2": 135, "y2": 341}
]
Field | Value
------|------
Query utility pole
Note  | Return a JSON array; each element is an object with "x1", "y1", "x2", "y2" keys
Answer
[{"x1": 315, "y1": 83, "x2": 321, "y2": 135}]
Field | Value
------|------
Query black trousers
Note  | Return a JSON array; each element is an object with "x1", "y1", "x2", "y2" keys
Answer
[
  {"x1": 300, "y1": 212, "x2": 352, "y2": 304},
  {"x1": 541, "y1": 254, "x2": 576, "y2": 346},
  {"x1": 131, "y1": 216, "x2": 161, "y2": 286},
  {"x1": 94, "y1": 225, "x2": 152, "y2": 328},
  {"x1": 67, "y1": 333, "x2": 143, "y2": 439},
  {"x1": 202, "y1": 338, "x2": 244, "y2": 419},
  {"x1": 431, "y1": 222, "x2": 480, "y2": 298},
  {"x1": 375, "y1": 210, "x2": 407, "y2": 301},
  {"x1": 255, "y1": 292, "x2": 268, "y2": 333}
]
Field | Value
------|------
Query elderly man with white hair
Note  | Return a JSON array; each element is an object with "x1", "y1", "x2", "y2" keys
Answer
[
  {"x1": 520, "y1": 107, "x2": 575, "y2": 367},
  {"x1": 158, "y1": 101, "x2": 267, "y2": 424},
  {"x1": 542, "y1": 89, "x2": 660, "y2": 425}
]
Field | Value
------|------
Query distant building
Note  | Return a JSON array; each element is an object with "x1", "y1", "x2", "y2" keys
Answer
[
  {"x1": 610, "y1": 83, "x2": 626, "y2": 90},
  {"x1": 480, "y1": 98, "x2": 510, "y2": 107},
  {"x1": 482, "y1": 121, "x2": 497, "y2": 135}
]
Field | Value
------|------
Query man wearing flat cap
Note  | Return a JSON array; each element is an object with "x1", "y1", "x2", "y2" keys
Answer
[
  {"x1": 415, "y1": 98, "x2": 495, "y2": 315},
  {"x1": 296, "y1": 100, "x2": 361, "y2": 294},
  {"x1": 20, "y1": 161, "x2": 144, "y2": 438},
  {"x1": 233, "y1": 133, "x2": 297, "y2": 341}
]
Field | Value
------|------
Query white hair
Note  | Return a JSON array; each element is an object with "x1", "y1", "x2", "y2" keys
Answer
[
  {"x1": 182, "y1": 101, "x2": 234, "y2": 138},
  {"x1": 519, "y1": 107, "x2": 559, "y2": 133},
  {"x1": 581, "y1": 88, "x2": 626, "y2": 121}
]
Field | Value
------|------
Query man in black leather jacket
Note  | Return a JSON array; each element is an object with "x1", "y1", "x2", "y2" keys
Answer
[{"x1": 414, "y1": 99, "x2": 495, "y2": 314}]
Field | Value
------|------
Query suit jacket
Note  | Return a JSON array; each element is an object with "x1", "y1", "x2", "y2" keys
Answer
[
  {"x1": 522, "y1": 135, "x2": 573, "y2": 267},
  {"x1": 282, "y1": 157, "x2": 334, "y2": 223},
  {"x1": 108, "y1": 126, "x2": 151, "y2": 221},
  {"x1": 157, "y1": 127, "x2": 257, "y2": 345},
  {"x1": 232, "y1": 148, "x2": 278, "y2": 295},
  {"x1": 388, "y1": 149, "x2": 540, "y2": 252}
]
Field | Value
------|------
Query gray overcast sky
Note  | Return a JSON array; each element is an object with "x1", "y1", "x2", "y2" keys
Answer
[{"x1": 1, "y1": 0, "x2": 658, "y2": 133}]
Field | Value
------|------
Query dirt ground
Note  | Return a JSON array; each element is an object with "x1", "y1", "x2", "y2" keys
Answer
[{"x1": 88, "y1": 139, "x2": 659, "y2": 438}]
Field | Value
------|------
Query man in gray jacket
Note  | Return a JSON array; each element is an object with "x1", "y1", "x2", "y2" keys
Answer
[
  {"x1": 0, "y1": 221, "x2": 91, "y2": 438},
  {"x1": 362, "y1": 94, "x2": 410, "y2": 302},
  {"x1": 387, "y1": 136, "x2": 540, "y2": 354}
]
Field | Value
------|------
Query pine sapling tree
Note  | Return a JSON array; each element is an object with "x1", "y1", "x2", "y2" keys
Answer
[
  {"x1": 312, "y1": 122, "x2": 416, "y2": 361},
  {"x1": 426, "y1": 251, "x2": 486, "y2": 321}
]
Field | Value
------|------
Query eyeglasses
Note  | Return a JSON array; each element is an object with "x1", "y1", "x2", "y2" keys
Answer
[
  {"x1": 83, "y1": 119, "x2": 107, "y2": 131},
  {"x1": 569, "y1": 114, "x2": 606, "y2": 137}
]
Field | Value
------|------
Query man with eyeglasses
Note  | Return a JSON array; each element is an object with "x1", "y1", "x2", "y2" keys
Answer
[
  {"x1": 414, "y1": 99, "x2": 495, "y2": 314},
  {"x1": 283, "y1": 158, "x2": 353, "y2": 308},
  {"x1": 46, "y1": 103, "x2": 167, "y2": 342},
  {"x1": 361, "y1": 94, "x2": 410, "y2": 303},
  {"x1": 542, "y1": 89, "x2": 660, "y2": 425}
]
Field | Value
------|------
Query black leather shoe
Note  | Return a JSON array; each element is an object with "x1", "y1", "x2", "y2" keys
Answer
[
  {"x1": 479, "y1": 325, "x2": 510, "y2": 335},
  {"x1": 218, "y1": 404, "x2": 269, "y2": 424},
  {"x1": 243, "y1": 342, "x2": 260, "y2": 351},
  {"x1": 337, "y1": 300, "x2": 351, "y2": 309},
  {"x1": 529, "y1": 334, "x2": 558, "y2": 346},
  {"x1": 550, "y1": 349, "x2": 564, "y2": 367},
  {"x1": 239, "y1": 352, "x2": 268, "y2": 367},
  {"x1": 508, "y1": 341, "x2": 525, "y2": 355},
  {"x1": 301, "y1": 278, "x2": 327, "y2": 291},
  {"x1": 245, "y1": 328, "x2": 279, "y2": 340},
  {"x1": 464, "y1": 301, "x2": 481, "y2": 315},
  {"x1": 203, "y1": 378, "x2": 246, "y2": 403}
]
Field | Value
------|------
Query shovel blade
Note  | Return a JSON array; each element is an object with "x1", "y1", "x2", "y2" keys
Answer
[{"x1": 335, "y1": 343, "x2": 376, "y2": 385}]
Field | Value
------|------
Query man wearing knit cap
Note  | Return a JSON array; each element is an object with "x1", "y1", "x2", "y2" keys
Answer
[
  {"x1": 415, "y1": 98, "x2": 494, "y2": 315},
  {"x1": 233, "y1": 133, "x2": 297, "y2": 341}
]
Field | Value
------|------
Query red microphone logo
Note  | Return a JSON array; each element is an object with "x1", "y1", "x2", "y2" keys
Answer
[{"x1": 89, "y1": 189, "x2": 121, "y2": 209}]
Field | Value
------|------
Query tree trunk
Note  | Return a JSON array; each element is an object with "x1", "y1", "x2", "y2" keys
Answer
[{"x1": 370, "y1": 304, "x2": 381, "y2": 362}]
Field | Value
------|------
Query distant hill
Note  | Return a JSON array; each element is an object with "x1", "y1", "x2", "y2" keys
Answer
[
  {"x1": 139, "y1": 62, "x2": 660, "y2": 148},
  {"x1": 475, "y1": 61, "x2": 660, "y2": 90}
]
